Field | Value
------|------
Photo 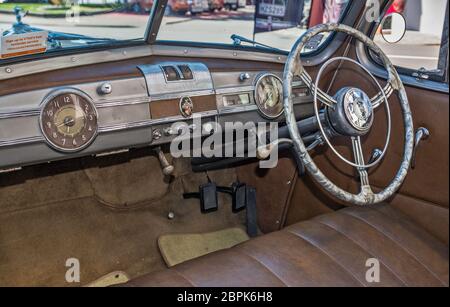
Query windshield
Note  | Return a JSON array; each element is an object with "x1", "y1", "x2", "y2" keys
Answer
[
  {"x1": 0, "y1": 0, "x2": 350, "y2": 61},
  {"x1": 157, "y1": 0, "x2": 350, "y2": 52},
  {"x1": 0, "y1": 0, "x2": 152, "y2": 59}
]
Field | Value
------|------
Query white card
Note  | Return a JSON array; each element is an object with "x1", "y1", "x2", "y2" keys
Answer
[{"x1": 1, "y1": 31, "x2": 48, "y2": 59}]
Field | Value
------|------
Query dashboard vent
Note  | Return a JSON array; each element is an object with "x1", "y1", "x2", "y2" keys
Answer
[{"x1": 161, "y1": 64, "x2": 194, "y2": 82}]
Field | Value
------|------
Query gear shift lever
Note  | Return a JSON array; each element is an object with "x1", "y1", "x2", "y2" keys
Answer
[{"x1": 154, "y1": 147, "x2": 174, "y2": 176}]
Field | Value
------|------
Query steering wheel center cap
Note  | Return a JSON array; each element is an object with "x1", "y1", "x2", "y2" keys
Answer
[{"x1": 343, "y1": 88, "x2": 374, "y2": 132}]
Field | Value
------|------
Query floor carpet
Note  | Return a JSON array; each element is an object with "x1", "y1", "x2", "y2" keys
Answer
[{"x1": 0, "y1": 151, "x2": 245, "y2": 286}]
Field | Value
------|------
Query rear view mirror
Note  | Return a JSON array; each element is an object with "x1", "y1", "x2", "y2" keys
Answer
[{"x1": 380, "y1": 13, "x2": 407, "y2": 43}]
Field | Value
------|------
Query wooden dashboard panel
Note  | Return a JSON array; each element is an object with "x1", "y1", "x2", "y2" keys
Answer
[
  {"x1": 0, "y1": 56, "x2": 283, "y2": 97},
  {"x1": 150, "y1": 95, "x2": 217, "y2": 119}
]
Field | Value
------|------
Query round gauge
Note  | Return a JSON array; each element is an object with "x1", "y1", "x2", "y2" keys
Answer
[
  {"x1": 40, "y1": 89, "x2": 98, "y2": 152},
  {"x1": 254, "y1": 73, "x2": 284, "y2": 119}
]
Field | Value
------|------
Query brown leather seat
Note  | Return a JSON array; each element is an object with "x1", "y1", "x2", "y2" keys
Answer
[{"x1": 121, "y1": 204, "x2": 449, "y2": 287}]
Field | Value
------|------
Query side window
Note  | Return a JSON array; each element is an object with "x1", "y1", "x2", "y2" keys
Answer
[{"x1": 373, "y1": 0, "x2": 449, "y2": 82}]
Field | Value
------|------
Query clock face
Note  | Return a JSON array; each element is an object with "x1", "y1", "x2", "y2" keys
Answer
[
  {"x1": 40, "y1": 90, "x2": 98, "y2": 152},
  {"x1": 254, "y1": 74, "x2": 284, "y2": 119}
]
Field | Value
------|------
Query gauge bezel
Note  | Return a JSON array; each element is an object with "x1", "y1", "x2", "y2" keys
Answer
[
  {"x1": 39, "y1": 88, "x2": 99, "y2": 153},
  {"x1": 254, "y1": 73, "x2": 284, "y2": 119}
]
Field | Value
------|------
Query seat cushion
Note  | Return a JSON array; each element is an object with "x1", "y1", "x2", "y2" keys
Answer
[{"x1": 121, "y1": 204, "x2": 449, "y2": 287}]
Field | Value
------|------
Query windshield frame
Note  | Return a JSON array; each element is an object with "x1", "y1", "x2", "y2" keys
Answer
[
  {"x1": 153, "y1": 0, "x2": 355, "y2": 56},
  {"x1": 0, "y1": 0, "x2": 360, "y2": 65}
]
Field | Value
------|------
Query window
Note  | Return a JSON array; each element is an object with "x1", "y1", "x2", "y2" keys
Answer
[
  {"x1": 373, "y1": 0, "x2": 449, "y2": 80},
  {"x1": 0, "y1": 0, "x2": 154, "y2": 60},
  {"x1": 157, "y1": 0, "x2": 350, "y2": 52}
]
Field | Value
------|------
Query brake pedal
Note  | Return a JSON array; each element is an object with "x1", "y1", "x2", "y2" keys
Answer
[{"x1": 183, "y1": 182, "x2": 218, "y2": 213}]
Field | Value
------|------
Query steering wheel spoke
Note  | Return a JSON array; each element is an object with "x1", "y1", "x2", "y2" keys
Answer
[
  {"x1": 351, "y1": 136, "x2": 372, "y2": 194},
  {"x1": 300, "y1": 71, "x2": 337, "y2": 107},
  {"x1": 371, "y1": 82, "x2": 394, "y2": 109}
]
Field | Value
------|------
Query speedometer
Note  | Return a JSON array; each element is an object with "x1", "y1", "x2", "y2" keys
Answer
[
  {"x1": 254, "y1": 73, "x2": 284, "y2": 119},
  {"x1": 40, "y1": 89, "x2": 98, "y2": 152}
]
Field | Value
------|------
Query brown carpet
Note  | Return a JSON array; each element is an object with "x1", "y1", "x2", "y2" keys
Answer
[{"x1": 0, "y1": 150, "x2": 245, "y2": 286}]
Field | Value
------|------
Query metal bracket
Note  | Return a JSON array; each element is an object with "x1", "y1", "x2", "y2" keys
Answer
[{"x1": 411, "y1": 127, "x2": 430, "y2": 169}]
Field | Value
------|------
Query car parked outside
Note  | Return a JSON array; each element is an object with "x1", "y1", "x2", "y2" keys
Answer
[
  {"x1": 207, "y1": 0, "x2": 224, "y2": 11},
  {"x1": 127, "y1": 0, "x2": 192, "y2": 15},
  {"x1": 189, "y1": 0, "x2": 209, "y2": 14},
  {"x1": 224, "y1": 0, "x2": 246, "y2": 10}
]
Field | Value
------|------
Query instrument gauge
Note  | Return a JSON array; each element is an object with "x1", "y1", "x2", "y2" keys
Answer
[
  {"x1": 254, "y1": 73, "x2": 284, "y2": 119},
  {"x1": 40, "y1": 89, "x2": 98, "y2": 152}
]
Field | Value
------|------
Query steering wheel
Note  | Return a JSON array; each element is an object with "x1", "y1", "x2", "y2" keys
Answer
[{"x1": 283, "y1": 23, "x2": 414, "y2": 206}]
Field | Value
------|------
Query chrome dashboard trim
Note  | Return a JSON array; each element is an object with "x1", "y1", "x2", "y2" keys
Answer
[
  {"x1": 95, "y1": 96, "x2": 151, "y2": 108},
  {"x1": 219, "y1": 105, "x2": 259, "y2": 114},
  {"x1": 138, "y1": 62, "x2": 214, "y2": 100},
  {"x1": 150, "y1": 89, "x2": 215, "y2": 101},
  {"x1": 0, "y1": 96, "x2": 151, "y2": 119},
  {"x1": 0, "y1": 110, "x2": 219, "y2": 149},
  {"x1": 215, "y1": 86, "x2": 254, "y2": 95},
  {"x1": 0, "y1": 109, "x2": 40, "y2": 119},
  {"x1": 99, "y1": 110, "x2": 218, "y2": 133},
  {"x1": 0, "y1": 136, "x2": 45, "y2": 147}
]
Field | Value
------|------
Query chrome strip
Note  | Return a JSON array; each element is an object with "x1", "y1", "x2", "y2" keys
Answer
[
  {"x1": 151, "y1": 89, "x2": 215, "y2": 101},
  {"x1": 215, "y1": 86, "x2": 254, "y2": 95},
  {"x1": 0, "y1": 136, "x2": 45, "y2": 147},
  {"x1": 98, "y1": 110, "x2": 218, "y2": 133},
  {"x1": 95, "y1": 97, "x2": 151, "y2": 108},
  {"x1": 0, "y1": 109, "x2": 40, "y2": 119},
  {"x1": 0, "y1": 110, "x2": 218, "y2": 148},
  {"x1": 0, "y1": 96, "x2": 152, "y2": 119},
  {"x1": 219, "y1": 105, "x2": 258, "y2": 114}
]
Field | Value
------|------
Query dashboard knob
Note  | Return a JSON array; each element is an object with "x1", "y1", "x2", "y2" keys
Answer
[
  {"x1": 98, "y1": 83, "x2": 112, "y2": 95},
  {"x1": 239, "y1": 72, "x2": 251, "y2": 82}
]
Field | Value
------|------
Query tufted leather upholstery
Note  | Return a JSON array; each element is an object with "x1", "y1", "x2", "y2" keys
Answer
[{"x1": 121, "y1": 204, "x2": 449, "y2": 287}]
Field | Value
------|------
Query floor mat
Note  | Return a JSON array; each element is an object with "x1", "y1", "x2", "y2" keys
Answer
[{"x1": 158, "y1": 228, "x2": 249, "y2": 267}]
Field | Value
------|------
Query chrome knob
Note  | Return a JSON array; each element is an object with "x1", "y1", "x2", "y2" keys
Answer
[
  {"x1": 98, "y1": 83, "x2": 112, "y2": 95},
  {"x1": 152, "y1": 129, "x2": 162, "y2": 140},
  {"x1": 239, "y1": 72, "x2": 251, "y2": 82}
]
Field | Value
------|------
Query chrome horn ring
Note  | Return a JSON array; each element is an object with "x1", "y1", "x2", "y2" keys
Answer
[{"x1": 314, "y1": 56, "x2": 392, "y2": 169}]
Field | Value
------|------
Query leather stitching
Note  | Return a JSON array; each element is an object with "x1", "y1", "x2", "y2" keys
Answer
[
  {"x1": 235, "y1": 249, "x2": 289, "y2": 287},
  {"x1": 340, "y1": 210, "x2": 447, "y2": 286},
  {"x1": 315, "y1": 219, "x2": 408, "y2": 286},
  {"x1": 285, "y1": 228, "x2": 366, "y2": 287}
]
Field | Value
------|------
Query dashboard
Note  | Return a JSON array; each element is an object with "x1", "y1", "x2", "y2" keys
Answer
[{"x1": 0, "y1": 60, "x2": 314, "y2": 171}]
